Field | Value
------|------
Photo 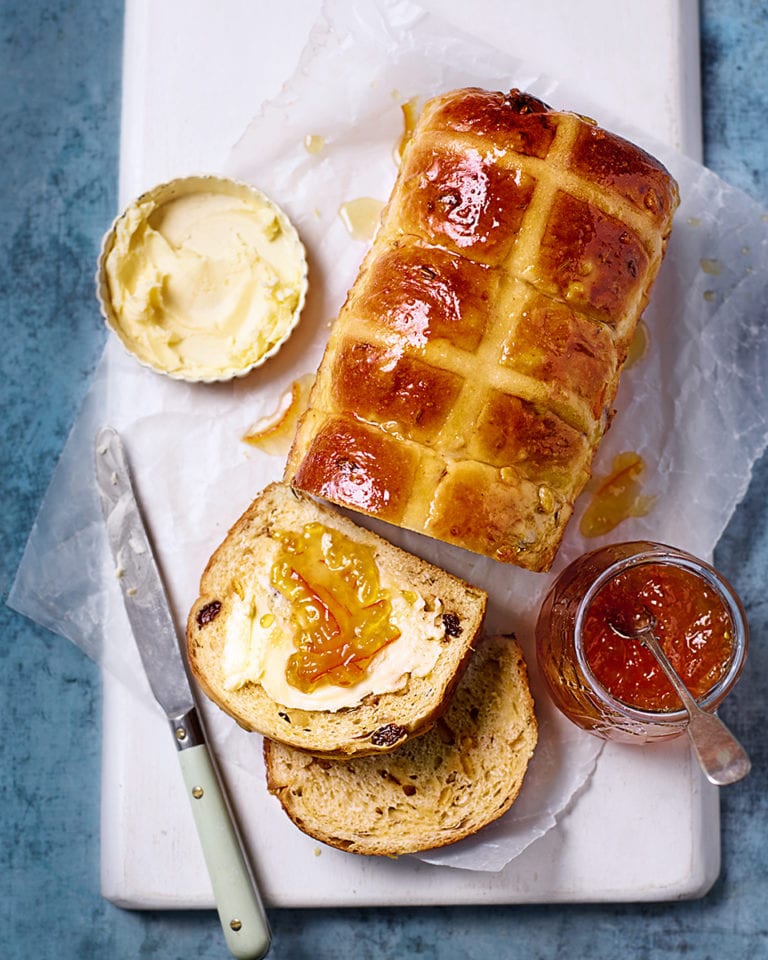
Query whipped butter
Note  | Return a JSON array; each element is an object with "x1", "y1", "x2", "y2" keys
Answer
[
  {"x1": 100, "y1": 176, "x2": 307, "y2": 381},
  {"x1": 221, "y1": 537, "x2": 447, "y2": 712}
]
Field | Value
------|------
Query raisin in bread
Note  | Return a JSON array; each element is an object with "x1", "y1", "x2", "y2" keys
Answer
[
  {"x1": 187, "y1": 482, "x2": 487, "y2": 758},
  {"x1": 264, "y1": 635, "x2": 537, "y2": 855}
]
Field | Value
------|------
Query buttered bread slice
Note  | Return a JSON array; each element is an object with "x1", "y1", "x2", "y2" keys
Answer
[
  {"x1": 264, "y1": 635, "x2": 537, "y2": 855},
  {"x1": 186, "y1": 482, "x2": 487, "y2": 757}
]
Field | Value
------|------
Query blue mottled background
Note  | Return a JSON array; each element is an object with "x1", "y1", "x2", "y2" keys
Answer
[{"x1": 2, "y1": 2, "x2": 767, "y2": 958}]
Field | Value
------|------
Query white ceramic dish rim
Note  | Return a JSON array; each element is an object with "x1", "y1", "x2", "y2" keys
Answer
[{"x1": 95, "y1": 173, "x2": 309, "y2": 384}]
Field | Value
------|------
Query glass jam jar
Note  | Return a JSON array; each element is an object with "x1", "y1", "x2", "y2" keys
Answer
[{"x1": 535, "y1": 542, "x2": 748, "y2": 743}]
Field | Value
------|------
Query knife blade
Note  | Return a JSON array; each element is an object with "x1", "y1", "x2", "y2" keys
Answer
[{"x1": 95, "y1": 425, "x2": 271, "y2": 960}]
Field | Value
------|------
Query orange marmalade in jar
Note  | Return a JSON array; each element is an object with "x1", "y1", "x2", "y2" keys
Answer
[{"x1": 535, "y1": 542, "x2": 748, "y2": 743}]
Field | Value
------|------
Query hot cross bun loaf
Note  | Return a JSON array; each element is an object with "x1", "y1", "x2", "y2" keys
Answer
[{"x1": 285, "y1": 88, "x2": 679, "y2": 571}]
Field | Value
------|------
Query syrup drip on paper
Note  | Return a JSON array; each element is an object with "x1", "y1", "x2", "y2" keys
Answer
[
  {"x1": 339, "y1": 197, "x2": 384, "y2": 242},
  {"x1": 580, "y1": 452, "x2": 656, "y2": 538},
  {"x1": 395, "y1": 95, "x2": 420, "y2": 164},
  {"x1": 625, "y1": 320, "x2": 649, "y2": 369}
]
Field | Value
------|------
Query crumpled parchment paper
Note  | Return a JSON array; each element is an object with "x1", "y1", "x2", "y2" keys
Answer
[{"x1": 10, "y1": 0, "x2": 768, "y2": 872}]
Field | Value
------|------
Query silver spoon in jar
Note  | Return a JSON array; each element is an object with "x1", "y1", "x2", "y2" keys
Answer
[{"x1": 608, "y1": 610, "x2": 751, "y2": 786}]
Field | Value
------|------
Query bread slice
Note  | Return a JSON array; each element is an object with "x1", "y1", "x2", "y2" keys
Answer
[
  {"x1": 187, "y1": 482, "x2": 487, "y2": 758},
  {"x1": 263, "y1": 635, "x2": 537, "y2": 855}
]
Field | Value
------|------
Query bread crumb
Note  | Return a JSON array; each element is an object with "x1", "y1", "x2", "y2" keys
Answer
[{"x1": 313, "y1": 846, "x2": 322, "y2": 857}]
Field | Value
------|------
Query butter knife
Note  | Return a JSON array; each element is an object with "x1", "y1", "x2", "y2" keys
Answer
[{"x1": 94, "y1": 426, "x2": 271, "y2": 960}]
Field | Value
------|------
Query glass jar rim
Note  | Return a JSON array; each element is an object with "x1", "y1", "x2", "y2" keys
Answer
[{"x1": 572, "y1": 544, "x2": 749, "y2": 724}]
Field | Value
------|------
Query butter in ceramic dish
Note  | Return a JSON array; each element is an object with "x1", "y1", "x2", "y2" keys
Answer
[{"x1": 98, "y1": 176, "x2": 307, "y2": 382}]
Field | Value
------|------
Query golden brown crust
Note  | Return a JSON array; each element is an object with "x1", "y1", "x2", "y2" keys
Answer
[{"x1": 285, "y1": 87, "x2": 679, "y2": 571}]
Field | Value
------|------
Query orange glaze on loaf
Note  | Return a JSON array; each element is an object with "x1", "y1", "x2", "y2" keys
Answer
[{"x1": 286, "y1": 88, "x2": 679, "y2": 571}]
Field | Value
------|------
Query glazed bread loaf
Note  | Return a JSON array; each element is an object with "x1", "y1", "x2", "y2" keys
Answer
[
  {"x1": 187, "y1": 482, "x2": 487, "y2": 758},
  {"x1": 264, "y1": 634, "x2": 537, "y2": 856},
  {"x1": 285, "y1": 87, "x2": 679, "y2": 571}
]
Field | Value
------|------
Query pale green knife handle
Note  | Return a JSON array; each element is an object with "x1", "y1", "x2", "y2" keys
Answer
[{"x1": 177, "y1": 743, "x2": 271, "y2": 959}]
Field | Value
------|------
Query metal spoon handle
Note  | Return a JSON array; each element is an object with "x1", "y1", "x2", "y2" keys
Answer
[
  {"x1": 684, "y1": 705, "x2": 752, "y2": 786},
  {"x1": 638, "y1": 628, "x2": 751, "y2": 786}
]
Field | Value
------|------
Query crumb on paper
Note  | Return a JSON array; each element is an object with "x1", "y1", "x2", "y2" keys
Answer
[
  {"x1": 304, "y1": 133, "x2": 325, "y2": 155},
  {"x1": 313, "y1": 846, "x2": 322, "y2": 857},
  {"x1": 699, "y1": 257, "x2": 722, "y2": 276},
  {"x1": 129, "y1": 535, "x2": 146, "y2": 555},
  {"x1": 115, "y1": 565, "x2": 125, "y2": 579}
]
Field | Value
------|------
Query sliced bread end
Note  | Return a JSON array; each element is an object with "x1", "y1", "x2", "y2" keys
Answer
[{"x1": 264, "y1": 634, "x2": 538, "y2": 855}]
